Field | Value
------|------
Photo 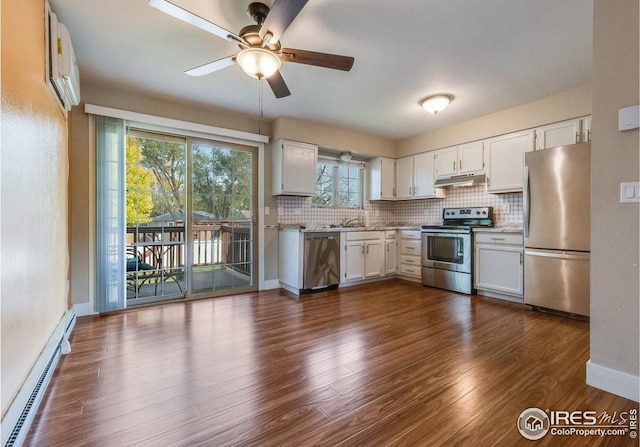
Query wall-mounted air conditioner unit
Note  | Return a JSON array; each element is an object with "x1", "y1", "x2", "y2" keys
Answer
[{"x1": 47, "y1": 4, "x2": 81, "y2": 112}]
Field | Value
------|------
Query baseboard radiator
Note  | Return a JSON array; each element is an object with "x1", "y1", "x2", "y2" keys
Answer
[{"x1": 1, "y1": 309, "x2": 76, "y2": 447}]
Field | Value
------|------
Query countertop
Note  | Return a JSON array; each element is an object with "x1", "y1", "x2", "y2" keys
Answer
[
  {"x1": 279, "y1": 223, "x2": 522, "y2": 233},
  {"x1": 279, "y1": 224, "x2": 423, "y2": 233}
]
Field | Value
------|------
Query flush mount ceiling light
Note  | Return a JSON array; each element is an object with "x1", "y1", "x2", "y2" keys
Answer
[
  {"x1": 419, "y1": 94, "x2": 454, "y2": 115},
  {"x1": 236, "y1": 47, "x2": 281, "y2": 79},
  {"x1": 340, "y1": 152, "x2": 352, "y2": 161}
]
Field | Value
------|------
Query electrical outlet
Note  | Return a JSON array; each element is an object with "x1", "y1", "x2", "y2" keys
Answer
[
  {"x1": 502, "y1": 203, "x2": 511, "y2": 214},
  {"x1": 293, "y1": 208, "x2": 302, "y2": 216}
]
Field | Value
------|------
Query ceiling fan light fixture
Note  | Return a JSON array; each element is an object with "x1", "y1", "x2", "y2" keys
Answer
[
  {"x1": 419, "y1": 94, "x2": 454, "y2": 115},
  {"x1": 236, "y1": 48, "x2": 281, "y2": 79}
]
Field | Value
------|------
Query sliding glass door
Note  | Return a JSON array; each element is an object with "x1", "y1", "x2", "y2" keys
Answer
[
  {"x1": 189, "y1": 140, "x2": 257, "y2": 296},
  {"x1": 125, "y1": 130, "x2": 187, "y2": 304},
  {"x1": 123, "y1": 130, "x2": 257, "y2": 305}
]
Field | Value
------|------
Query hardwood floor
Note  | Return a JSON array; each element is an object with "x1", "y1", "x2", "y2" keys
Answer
[{"x1": 25, "y1": 280, "x2": 637, "y2": 447}]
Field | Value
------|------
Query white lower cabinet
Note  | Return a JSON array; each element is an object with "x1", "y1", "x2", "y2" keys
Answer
[
  {"x1": 385, "y1": 231, "x2": 397, "y2": 275},
  {"x1": 398, "y1": 230, "x2": 422, "y2": 280},
  {"x1": 342, "y1": 231, "x2": 384, "y2": 283},
  {"x1": 474, "y1": 232, "x2": 524, "y2": 300}
]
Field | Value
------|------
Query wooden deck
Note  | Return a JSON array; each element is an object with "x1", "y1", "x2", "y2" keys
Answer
[
  {"x1": 25, "y1": 280, "x2": 637, "y2": 446},
  {"x1": 128, "y1": 267, "x2": 252, "y2": 301}
]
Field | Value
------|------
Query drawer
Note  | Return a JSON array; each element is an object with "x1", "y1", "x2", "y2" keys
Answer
[
  {"x1": 346, "y1": 231, "x2": 383, "y2": 241},
  {"x1": 475, "y1": 232, "x2": 523, "y2": 245},
  {"x1": 399, "y1": 264, "x2": 421, "y2": 277},
  {"x1": 400, "y1": 239, "x2": 421, "y2": 255},
  {"x1": 385, "y1": 230, "x2": 397, "y2": 239},
  {"x1": 400, "y1": 255, "x2": 421, "y2": 266},
  {"x1": 399, "y1": 230, "x2": 421, "y2": 240}
]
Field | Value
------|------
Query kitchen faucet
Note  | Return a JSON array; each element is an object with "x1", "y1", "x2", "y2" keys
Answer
[{"x1": 341, "y1": 216, "x2": 361, "y2": 226}]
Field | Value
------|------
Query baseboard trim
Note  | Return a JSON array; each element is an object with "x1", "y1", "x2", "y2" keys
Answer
[
  {"x1": 1, "y1": 309, "x2": 76, "y2": 447},
  {"x1": 261, "y1": 279, "x2": 281, "y2": 290},
  {"x1": 586, "y1": 359, "x2": 639, "y2": 402},
  {"x1": 73, "y1": 301, "x2": 95, "y2": 317}
]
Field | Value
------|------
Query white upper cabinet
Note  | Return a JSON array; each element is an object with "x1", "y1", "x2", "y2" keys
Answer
[
  {"x1": 368, "y1": 156, "x2": 395, "y2": 200},
  {"x1": 395, "y1": 156, "x2": 414, "y2": 199},
  {"x1": 413, "y1": 152, "x2": 443, "y2": 198},
  {"x1": 582, "y1": 116, "x2": 592, "y2": 143},
  {"x1": 396, "y1": 154, "x2": 445, "y2": 200},
  {"x1": 458, "y1": 141, "x2": 485, "y2": 174},
  {"x1": 434, "y1": 146, "x2": 458, "y2": 177},
  {"x1": 485, "y1": 130, "x2": 535, "y2": 193},
  {"x1": 534, "y1": 118, "x2": 582, "y2": 150},
  {"x1": 272, "y1": 139, "x2": 318, "y2": 196},
  {"x1": 435, "y1": 141, "x2": 484, "y2": 177}
]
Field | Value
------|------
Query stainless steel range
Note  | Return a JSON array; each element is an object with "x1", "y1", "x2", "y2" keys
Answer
[{"x1": 421, "y1": 207, "x2": 493, "y2": 294}]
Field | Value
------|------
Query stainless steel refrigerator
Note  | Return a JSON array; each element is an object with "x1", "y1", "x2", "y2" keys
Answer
[{"x1": 524, "y1": 142, "x2": 590, "y2": 317}]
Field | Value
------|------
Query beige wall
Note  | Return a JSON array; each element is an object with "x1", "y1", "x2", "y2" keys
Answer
[
  {"x1": 590, "y1": 0, "x2": 639, "y2": 377},
  {"x1": 396, "y1": 85, "x2": 592, "y2": 157},
  {"x1": 271, "y1": 116, "x2": 396, "y2": 157},
  {"x1": 1, "y1": 0, "x2": 70, "y2": 416}
]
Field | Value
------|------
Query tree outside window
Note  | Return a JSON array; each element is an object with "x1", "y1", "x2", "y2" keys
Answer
[{"x1": 312, "y1": 160, "x2": 363, "y2": 208}]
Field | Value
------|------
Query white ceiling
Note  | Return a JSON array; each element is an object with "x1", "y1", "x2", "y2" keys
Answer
[{"x1": 49, "y1": 0, "x2": 593, "y2": 140}]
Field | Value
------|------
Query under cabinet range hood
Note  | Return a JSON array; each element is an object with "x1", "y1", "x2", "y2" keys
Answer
[{"x1": 433, "y1": 172, "x2": 486, "y2": 188}]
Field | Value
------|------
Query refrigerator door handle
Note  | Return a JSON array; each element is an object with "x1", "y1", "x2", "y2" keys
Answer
[
  {"x1": 523, "y1": 165, "x2": 530, "y2": 238},
  {"x1": 525, "y1": 249, "x2": 590, "y2": 261}
]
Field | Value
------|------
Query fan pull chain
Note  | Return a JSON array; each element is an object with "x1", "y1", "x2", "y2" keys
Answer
[{"x1": 258, "y1": 78, "x2": 264, "y2": 135}]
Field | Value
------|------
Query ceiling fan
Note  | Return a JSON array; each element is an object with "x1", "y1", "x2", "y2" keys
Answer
[{"x1": 148, "y1": 0, "x2": 355, "y2": 98}]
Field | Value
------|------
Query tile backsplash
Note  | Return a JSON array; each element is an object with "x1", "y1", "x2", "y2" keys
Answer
[{"x1": 277, "y1": 186, "x2": 523, "y2": 227}]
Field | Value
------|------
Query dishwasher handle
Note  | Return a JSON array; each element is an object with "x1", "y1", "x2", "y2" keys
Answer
[{"x1": 304, "y1": 232, "x2": 338, "y2": 240}]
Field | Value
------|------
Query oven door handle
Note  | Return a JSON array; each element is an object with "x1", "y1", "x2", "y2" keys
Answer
[{"x1": 423, "y1": 232, "x2": 469, "y2": 238}]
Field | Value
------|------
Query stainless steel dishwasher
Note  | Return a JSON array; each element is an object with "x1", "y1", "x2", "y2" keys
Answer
[{"x1": 303, "y1": 232, "x2": 340, "y2": 292}]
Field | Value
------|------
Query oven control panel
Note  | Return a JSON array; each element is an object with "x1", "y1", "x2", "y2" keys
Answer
[{"x1": 443, "y1": 207, "x2": 492, "y2": 219}]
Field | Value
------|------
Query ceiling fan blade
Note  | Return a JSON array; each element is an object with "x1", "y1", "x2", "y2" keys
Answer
[
  {"x1": 148, "y1": 0, "x2": 244, "y2": 44},
  {"x1": 280, "y1": 48, "x2": 355, "y2": 71},
  {"x1": 266, "y1": 71, "x2": 291, "y2": 98},
  {"x1": 185, "y1": 56, "x2": 236, "y2": 77},
  {"x1": 259, "y1": 0, "x2": 309, "y2": 43}
]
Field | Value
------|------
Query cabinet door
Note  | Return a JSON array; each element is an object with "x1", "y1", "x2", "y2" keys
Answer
[
  {"x1": 281, "y1": 141, "x2": 317, "y2": 195},
  {"x1": 458, "y1": 141, "x2": 484, "y2": 173},
  {"x1": 395, "y1": 156, "x2": 414, "y2": 199},
  {"x1": 344, "y1": 241, "x2": 365, "y2": 281},
  {"x1": 368, "y1": 157, "x2": 395, "y2": 200},
  {"x1": 582, "y1": 116, "x2": 592, "y2": 143},
  {"x1": 485, "y1": 130, "x2": 535, "y2": 193},
  {"x1": 414, "y1": 152, "x2": 442, "y2": 198},
  {"x1": 475, "y1": 244, "x2": 524, "y2": 296},
  {"x1": 435, "y1": 146, "x2": 458, "y2": 177},
  {"x1": 535, "y1": 119, "x2": 581, "y2": 150},
  {"x1": 385, "y1": 240, "x2": 397, "y2": 275},
  {"x1": 380, "y1": 157, "x2": 396, "y2": 199},
  {"x1": 364, "y1": 240, "x2": 382, "y2": 278}
]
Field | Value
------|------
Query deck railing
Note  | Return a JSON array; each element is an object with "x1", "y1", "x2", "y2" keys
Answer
[{"x1": 126, "y1": 222, "x2": 251, "y2": 275}]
